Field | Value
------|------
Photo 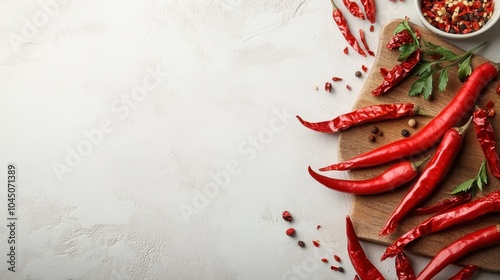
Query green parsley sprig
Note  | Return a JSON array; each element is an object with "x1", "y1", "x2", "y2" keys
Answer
[
  {"x1": 451, "y1": 160, "x2": 487, "y2": 197},
  {"x1": 409, "y1": 41, "x2": 488, "y2": 99}
]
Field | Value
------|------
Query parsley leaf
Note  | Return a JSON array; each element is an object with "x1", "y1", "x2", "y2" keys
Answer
[
  {"x1": 451, "y1": 160, "x2": 487, "y2": 197},
  {"x1": 458, "y1": 55, "x2": 472, "y2": 82}
]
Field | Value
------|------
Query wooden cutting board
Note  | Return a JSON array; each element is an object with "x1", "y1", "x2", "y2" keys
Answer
[{"x1": 337, "y1": 19, "x2": 500, "y2": 272}]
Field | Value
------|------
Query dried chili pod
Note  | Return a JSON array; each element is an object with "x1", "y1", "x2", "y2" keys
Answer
[
  {"x1": 329, "y1": 0, "x2": 366, "y2": 57},
  {"x1": 473, "y1": 108, "x2": 500, "y2": 178},
  {"x1": 387, "y1": 30, "x2": 414, "y2": 49},
  {"x1": 309, "y1": 158, "x2": 427, "y2": 195},
  {"x1": 395, "y1": 251, "x2": 416, "y2": 280},
  {"x1": 382, "y1": 190, "x2": 500, "y2": 260},
  {"x1": 414, "y1": 192, "x2": 472, "y2": 215},
  {"x1": 448, "y1": 264, "x2": 478, "y2": 280},
  {"x1": 360, "y1": 0, "x2": 376, "y2": 23},
  {"x1": 346, "y1": 216, "x2": 385, "y2": 280},
  {"x1": 417, "y1": 225, "x2": 500, "y2": 280},
  {"x1": 296, "y1": 103, "x2": 425, "y2": 134},
  {"x1": 342, "y1": 0, "x2": 365, "y2": 20},
  {"x1": 379, "y1": 119, "x2": 471, "y2": 236},
  {"x1": 372, "y1": 49, "x2": 422, "y2": 96}
]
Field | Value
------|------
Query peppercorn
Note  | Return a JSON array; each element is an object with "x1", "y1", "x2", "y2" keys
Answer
[
  {"x1": 282, "y1": 211, "x2": 293, "y2": 222},
  {"x1": 298, "y1": 240, "x2": 305, "y2": 247},
  {"x1": 408, "y1": 119, "x2": 417, "y2": 128},
  {"x1": 401, "y1": 129, "x2": 410, "y2": 137},
  {"x1": 378, "y1": 131, "x2": 383, "y2": 137},
  {"x1": 355, "y1": 71, "x2": 362, "y2": 77},
  {"x1": 286, "y1": 228, "x2": 296, "y2": 237},
  {"x1": 337, "y1": 266, "x2": 344, "y2": 272},
  {"x1": 370, "y1": 126, "x2": 379, "y2": 134},
  {"x1": 368, "y1": 135, "x2": 376, "y2": 142}
]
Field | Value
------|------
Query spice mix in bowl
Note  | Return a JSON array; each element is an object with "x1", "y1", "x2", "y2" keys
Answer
[{"x1": 415, "y1": 0, "x2": 499, "y2": 39}]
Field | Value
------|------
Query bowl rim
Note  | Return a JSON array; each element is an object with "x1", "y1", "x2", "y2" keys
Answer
[{"x1": 414, "y1": 0, "x2": 500, "y2": 39}]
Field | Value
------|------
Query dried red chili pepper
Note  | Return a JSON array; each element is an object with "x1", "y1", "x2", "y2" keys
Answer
[
  {"x1": 321, "y1": 258, "x2": 329, "y2": 263},
  {"x1": 321, "y1": 62, "x2": 498, "y2": 171},
  {"x1": 332, "y1": 76, "x2": 343, "y2": 81},
  {"x1": 346, "y1": 216, "x2": 385, "y2": 280},
  {"x1": 362, "y1": 65, "x2": 368, "y2": 73},
  {"x1": 417, "y1": 225, "x2": 500, "y2": 280},
  {"x1": 313, "y1": 240, "x2": 320, "y2": 247},
  {"x1": 380, "y1": 67, "x2": 389, "y2": 76},
  {"x1": 343, "y1": 46, "x2": 349, "y2": 54},
  {"x1": 496, "y1": 83, "x2": 500, "y2": 94},
  {"x1": 413, "y1": 192, "x2": 472, "y2": 215},
  {"x1": 370, "y1": 25, "x2": 375, "y2": 32},
  {"x1": 387, "y1": 30, "x2": 414, "y2": 49},
  {"x1": 395, "y1": 251, "x2": 416, "y2": 280},
  {"x1": 448, "y1": 264, "x2": 478, "y2": 280},
  {"x1": 342, "y1": 0, "x2": 365, "y2": 20},
  {"x1": 309, "y1": 158, "x2": 426, "y2": 195},
  {"x1": 325, "y1": 82, "x2": 333, "y2": 92},
  {"x1": 359, "y1": 29, "x2": 375, "y2": 56},
  {"x1": 329, "y1": 0, "x2": 367, "y2": 57},
  {"x1": 282, "y1": 211, "x2": 293, "y2": 222},
  {"x1": 473, "y1": 108, "x2": 500, "y2": 178},
  {"x1": 372, "y1": 49, "x2": 422, "y2": 96},
  {"x1": 296, "y1": 103, "x2": 425, "y2": 134},
  {"x1": 380, "y1": 120, "x2": 471, "y2": 236},
  {"x1": 334, "y1": 254, "x2": 341, "y2": 262},
  {"x1": 382, "y1": 190, "x2": 500, "y2": 260},
  {"x1": 360, "y1": 0, "x2": 376, "y2": 23}
]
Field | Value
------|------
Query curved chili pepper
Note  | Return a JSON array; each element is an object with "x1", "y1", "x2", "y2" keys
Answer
[
  {"x1": 473, "y1": 108, "x2": 500, "y2": 178},
  {"x1": 381, "y1": 190, "x2": 500, "y2": 260},
  {"x1": 372, "y1": 49, "x2": 422, "y2": 96},
  {"x1": 387, "y1": 30, "x2": 414, "y2": 49},
  {"x1": 448, "y1": 264, "x2": 478, "y2": 280},
  {"x1": 346, "y1": 216, "x2": 385, "y2": 280},
  {"x1": 413, "y1": 192, "x2": 472, "y2": 215},
  {"x1": 321, "y1": 62, "x2": 498, "y2": 171},
  {"x1": 329, "y1": 0, "x2": 367, "y2": 57},
  {"x1": 297, "y1": 103, "x2": 424, "y2": 134},
  {"x1": 342, "y1": 0, "x2": 365, "y2": 20},
  {"x1": 395, "y1": 251, "x2": 416, "y2": 280},
  {"x1": 379, "y1": 119, "x2": 471, "y2": 236},
  {"x1": 359, "y1": 29, "x2": 375, "y2": 56},
  {"x1": 417, "y1": 225, "x2": 500, "y2": 280},
  {"x1": 309, "y1": 158, "x2": 426, "y2": 195},
  {"x1": 360, "y1": 0, "x2": 376, "y2": 23}
]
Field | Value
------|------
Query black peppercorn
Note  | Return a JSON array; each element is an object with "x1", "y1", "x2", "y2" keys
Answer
[
  {"x1": 370, "y1": 126, "x2": 379, "y2": 134},
  {"x1": 298, "y1": 240, "x2": 305, "y2": 247},
  {"x1": 401, "y1": 129, "x2": 410, "y2": 137}
]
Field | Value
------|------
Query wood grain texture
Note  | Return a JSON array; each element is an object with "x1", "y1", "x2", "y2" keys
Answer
[{"x1": 338, "y1": 19, "x2": 500, "y2": 272}]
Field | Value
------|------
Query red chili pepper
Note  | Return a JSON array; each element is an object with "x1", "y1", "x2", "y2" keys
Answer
[
  {"x1": 346, "y1": 216, "x2": 385, "y2": 280},
  {"x1": 370, "y1": 25, "x2": 375, "y2": 32},
  {"x1": 309, "y1": 158, "x2": 426, "y2": 195},
  {"x1": 382, "y1": 190, "x2": 500, "y2": 260},
  {"x1": 448, "y1": 264, "x2": 478, "y2": 280},
  {"x1": 297, "y1": 103, "x2": 425, "y2": 134},
  {"x1": 395, "y1": 251, "x2": 416, "y2": 280},
  {"x1": 321, "y1": 62, "x2": 498, "y2": 171},
  {"x1": 362, "y1": 65, "x2": 368, "y2": 73},
  {"x1": 334, "y1": 254, "x2": 341, "y2": 262},
  {"x1": 473, "y1": 108, "x2": 500, "y2": 178},
  {"x1": 342, "y1": 0, "x2": 366, "y2": 20},
  {"x1": 379, "y1": 120, "x2": 471, "y2": 236},
  {"x1": 359, "y1": 29, "x2": 375, "y2": 56},
  {"x1": 380, "y1": 67, "x2": 389, "y2": 76},
  {"x1": 417, "y1": 225, "x2": 500, "y2": 280},
  {"x1": 354, "y1": 275, "x2": 360, "y2": 280},
  {"x1": 360, "y1": 0, "x2": 376, "y2": 23},
  {"x1": 386, "y1": 30, "x2": 414, "y2": 49},
  {"x1": 332, "y1": 76, "x2": 343, "y2": 81},
  {"x1": 372, "y1": 49, "x2": 422, "y2": 96},
  {"x1": 413, "y1": 192, "x2": 472, "y2": 215},
  {"x1": 344, "y1": 46, "x2": 349, "y2": 54},
  {"x1": 329, "y1": 0, "x2": 367, "y2": 57}
]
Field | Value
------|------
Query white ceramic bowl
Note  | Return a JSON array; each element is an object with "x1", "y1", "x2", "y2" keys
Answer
[{"x1": 415, "y1": 0, "x2": 500, "y2": 39}]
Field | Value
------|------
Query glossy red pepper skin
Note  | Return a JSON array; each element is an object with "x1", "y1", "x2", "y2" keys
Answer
[
  {"x1": 387, "y1": 30, "x2": 414, "y2": 49},
  {"x1": 372, "y1": 49, "x2": 422, "y2": 96},
  {"x1": 297, "y1": 103, "x2": 423, "y2": 134},
  {"x1": 360, "y1": 0, "x2": 376, "y2": 23},
  {"x1": 382, "y1": 190, "x2": 500, "y2": 260},
  {"x1": 309, "y1": 160, "x2": 422, "y2": 195},
  {"x1": 473, "y1": 108, "x2": 500, "y2": 178},
  {"x1": 322, "y1": 62, "x2": 498, "y2": 171},
  {"x1": 330, "y1": 0, "x2": 367, "y2": 57},
  {"x1": 379, "y1": 121, "x2": 469, "y2": 236},
  {"x1": 395, "y1": 252, "x2": 416, "y2": 280},
  {"x1": 346, "y1": 216, "x2": 386, "y2": 280},
  {"x1": 342, "y1": 0, "x2": 365, "y2": 20},
  {"x1": 448, "y1": 264, "x2": 478, "y2": 280},
  {"x1": 413, "y1": 192, "x2": 472, "y2": 215},
  {"x1": 417, "y1": 225, "x2": 500, "y2": 280}
]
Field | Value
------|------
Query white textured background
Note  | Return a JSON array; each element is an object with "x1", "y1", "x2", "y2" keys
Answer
[{"x1": 1, "y1": 0, "x2": 500, "y2": 279}]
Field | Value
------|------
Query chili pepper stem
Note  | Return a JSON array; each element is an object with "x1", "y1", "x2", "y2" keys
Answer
[
  {"x1": 413, "y1": 106, "x2": 430, "y2": 116},
  {"x1": 330, "y1": 0, "x2": 339, "y2": 9},
  {"x1": 411, "y1": 155, "x2": 430, "y2": 170},
  {"x1": 455, "y1": 116, "x2": 473, "y2": 135}
]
